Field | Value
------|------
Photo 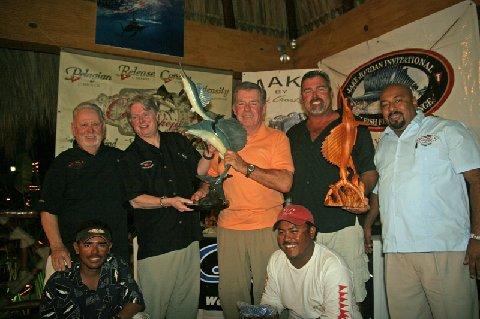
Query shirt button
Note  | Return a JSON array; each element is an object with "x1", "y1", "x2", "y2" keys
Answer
[
  {"x1": 306, "y1": 181, "x2": 310, "y2": 184},
  {"x1": 168, "y1": 179, "x2": 173, "y2": 182},
  {"x1": 179, "y1": 221, "x2": 182, "y2": 224},
  {"x1": 163, "y1": 165, "x2": 167, "y2": 169}
]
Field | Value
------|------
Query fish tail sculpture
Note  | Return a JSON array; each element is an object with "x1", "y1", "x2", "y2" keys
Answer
[
  {"x1": 321, "y1": 92, "x2": 367, "y2": 211},
  {"x1": 179, "y1": 66, "x2": 223, "y2": 121}
]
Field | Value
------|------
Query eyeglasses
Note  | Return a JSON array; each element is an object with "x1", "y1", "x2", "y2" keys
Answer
[{"x1": 130, "y1": 112, "x2": 156, "y2": 122}]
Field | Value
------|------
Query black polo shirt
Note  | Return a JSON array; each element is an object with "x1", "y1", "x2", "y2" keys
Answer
[
  {"x1": 120, "y1": 132, "x2": 202, "y2": 259},
  {"x1": 38, "y1": 145, "x2": 129, "y2": 261},
  {"x1": 287, "y1": 118, "x2": 376, "y2": 233}
]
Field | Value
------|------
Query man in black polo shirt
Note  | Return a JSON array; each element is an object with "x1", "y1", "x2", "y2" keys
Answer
[
  {"x1": 287, "y1": 70, "x2": 377, "y2": 304},
  {"x1": 120, "y1": 95, "x2": 210, "y2": 319},
  {"x1": 39, "y1": 102, "x2": 129, "y2": 279}
]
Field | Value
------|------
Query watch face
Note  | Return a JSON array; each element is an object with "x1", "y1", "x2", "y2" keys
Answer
[{"x1": 246, "y1": 164, "x2": 255, "y2": 177}]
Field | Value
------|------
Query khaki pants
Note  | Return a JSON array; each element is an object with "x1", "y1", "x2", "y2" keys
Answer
[
  {"x1": 138, "y1": 241, "x2": 200, "y2": 319},
  {"x1": 316, "y1": 219, "x2": 370, "y2": 302},
  {"x1": 217, "y1": 227, "x2": 278, "y2": 319},
  {"x1": 385, "y1": 252, "x2": 479, "y2": 319}
]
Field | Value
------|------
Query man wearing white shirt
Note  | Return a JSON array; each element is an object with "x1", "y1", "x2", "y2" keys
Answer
[
  {"x1": 261, "y1": 204, "x2": 361, "y2": 319},
  {"x1": 363, "y1": 83, "x2": 480, "y2": 318}
]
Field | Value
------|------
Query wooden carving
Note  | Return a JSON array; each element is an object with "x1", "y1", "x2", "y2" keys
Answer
[{"x1": 322, "y1": 94, "x2": 367, "y2": 211}]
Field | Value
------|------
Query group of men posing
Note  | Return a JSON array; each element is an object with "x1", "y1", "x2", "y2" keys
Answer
[{"x1": 37, "y1": 70, "x2": 480, "y2": 319}]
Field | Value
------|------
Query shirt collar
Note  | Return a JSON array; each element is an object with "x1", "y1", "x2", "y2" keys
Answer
[{"x1": 73, "y1": 142, "x2": 105, "y2": 156}]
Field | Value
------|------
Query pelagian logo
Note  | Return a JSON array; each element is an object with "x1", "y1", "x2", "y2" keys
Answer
[{"x1": 341, "y1": 48, "x2": 454, "y2": 131}]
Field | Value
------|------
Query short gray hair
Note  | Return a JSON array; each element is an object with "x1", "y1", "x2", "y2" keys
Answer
[
  {"x1": 127, "y1": 95, "x2": 159, "y2": 119},
  {"x1": 73, "y1": 102, "x2": 104, "y2": 122},
  {"x1": 233, "y1": 82, "x2": 266, "y2": 105}
]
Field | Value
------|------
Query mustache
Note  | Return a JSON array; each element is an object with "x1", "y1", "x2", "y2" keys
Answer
[{"x1": 388, "y1": 111, "x2": 403, "y2": 118}]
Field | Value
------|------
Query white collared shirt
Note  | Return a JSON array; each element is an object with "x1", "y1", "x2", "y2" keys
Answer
[{"x1": 375, "y1": 111, "x2": 480, "y2": 253}]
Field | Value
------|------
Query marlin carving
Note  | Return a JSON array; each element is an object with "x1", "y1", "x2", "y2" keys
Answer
[{"x1": 322, "y1": 93, "x2": 367, "y2": 211}]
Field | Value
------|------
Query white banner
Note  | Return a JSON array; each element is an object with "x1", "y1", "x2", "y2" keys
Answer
[
  {"x1": 56, "y1": 50, "x2": 233, "y2": 155},
  {"x1": 243, "y1": 1, "x2": 479, "y2": 144},
  {"x1": 318, "y1": 0, "x2": 480, "y2": 141}
]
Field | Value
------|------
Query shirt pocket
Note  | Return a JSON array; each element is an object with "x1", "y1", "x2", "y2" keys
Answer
[{"x1": 413, "y1": 143, "x2": 448, "y2": 177}]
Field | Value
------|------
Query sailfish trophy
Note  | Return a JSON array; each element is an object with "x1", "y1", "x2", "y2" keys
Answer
[
  {"x1": 180, "y1": 68, "x2": 247, "y2": 210},
  {"x1": 321, "y1": 93, "x2": 368, "y2": 211}
]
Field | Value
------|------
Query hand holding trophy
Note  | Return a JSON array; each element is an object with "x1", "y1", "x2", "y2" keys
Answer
[{"x1": 180, "y1": 67, "x2": 247, "y2": 210}]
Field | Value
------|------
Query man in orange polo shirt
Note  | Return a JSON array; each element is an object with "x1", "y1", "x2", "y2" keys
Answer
[{"x1": 204, "y1": 82, "x2": 294, "y2": 318}]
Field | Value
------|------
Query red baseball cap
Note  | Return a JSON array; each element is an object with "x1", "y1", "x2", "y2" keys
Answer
[{"x1": 274, "y1": 204, "x2": 315, "y2": 229}]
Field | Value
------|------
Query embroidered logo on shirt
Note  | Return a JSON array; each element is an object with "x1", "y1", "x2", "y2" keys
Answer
[
  {"x1": 338, "y1": 284, "x2": 350, "y2": 319},
  {"x1": 140, "y1": 160, "x2": 154, "y2": 169},
  {"x1": 416, "y1": 134, "x2": 439, "y2": 147},
  {"x1": 67, "y1": 160, "x2": 85, "y2": 169}
]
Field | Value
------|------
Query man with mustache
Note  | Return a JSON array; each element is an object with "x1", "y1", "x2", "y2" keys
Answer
[
  {"x1": 39, "y1": 103, "x2": 129, "y2": 280},
  {"x1": 203, "y1": 82, "x2": 294, "y2": 318},
  {"x1": 261, "y1": 204, "x2": 361, "y2": 318},
  {"x1": 363, "y1": 83, "x2": 480, "y2": 318},
  {"x1": 40, "y1": 221, "x2": 145, "y2": 319},
  {"x1": 287, "y1": 70, "x2": 377, "y2": 305}
]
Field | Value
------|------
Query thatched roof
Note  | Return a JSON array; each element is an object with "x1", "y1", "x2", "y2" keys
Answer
[{"x1": 0, "y1": 48, "x2": 58, "y2": 162}]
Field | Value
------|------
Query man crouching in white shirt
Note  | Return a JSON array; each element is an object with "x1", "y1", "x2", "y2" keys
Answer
[{"x1": 261, "y1": 204, "x2": 362, "y2": 319}]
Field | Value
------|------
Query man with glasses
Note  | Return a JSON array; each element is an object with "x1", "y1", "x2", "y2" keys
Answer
[
  {"x1": 287, "y1": 70, "x2": 377, "y2": 305},
  {"x1": 120, "y1": 95, "x2": 210, "y2": 319},
  {"x1": 202, "y1": 82, "x2": 294, "y2": 318}
]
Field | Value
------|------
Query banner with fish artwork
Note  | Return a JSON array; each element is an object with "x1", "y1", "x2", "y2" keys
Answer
[
  {"x1": 56, "y1": 50, "x2": 232, "y2": 155},
  {"x1": 317, "y1": 0, "x2": 480, "y2": 142}
]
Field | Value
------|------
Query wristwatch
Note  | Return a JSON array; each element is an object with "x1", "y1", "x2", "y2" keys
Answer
[
  {"x1": 470, "y1": 233, "x2": 480, "y2": 240},
  {"x1": 245, "y1": 164, "x2": 256, "y2": 178}
]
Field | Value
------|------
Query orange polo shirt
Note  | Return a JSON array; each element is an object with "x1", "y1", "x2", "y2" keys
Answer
[{"x1": 208, "y1": 125, "x2": 294, "y2": 230}]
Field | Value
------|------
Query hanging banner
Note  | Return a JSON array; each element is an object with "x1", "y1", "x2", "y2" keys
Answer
[
  {"x1": 56, "y1": 50, "x2": 232, "y2": 155},
  {"x1": 318, "y1": 0, "x2": 480, "y2": 140},
  {"x1": 243, "y1": 1, "x2": 479, "y2": 144}
]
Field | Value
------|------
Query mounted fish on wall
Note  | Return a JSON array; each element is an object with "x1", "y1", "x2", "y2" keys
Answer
[
  {"x1": 180, "y1": 68, "x2": 247, "y2": 210},
  {"x1": 95, "y1": 0, "x2": 185, "y2": 56}
]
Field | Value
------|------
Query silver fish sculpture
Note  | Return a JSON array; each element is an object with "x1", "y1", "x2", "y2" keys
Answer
[
  {"x1": 184, "y1": 118, "x2": 247, "y2": 158},
  {"x1": 180, "y1": 67, "x2": 222, "y2": 121}
]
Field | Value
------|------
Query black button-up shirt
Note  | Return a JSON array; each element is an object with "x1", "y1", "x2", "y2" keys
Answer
[
  {"x1": 120, "y1": 132, "x2": 202, "y2": 259},
  {"x1": 287, "y1": 119, "x2": 376, "y2": 232},
  {"x1": 38, "y1": 145, "x2": 129, "y2": 261}
]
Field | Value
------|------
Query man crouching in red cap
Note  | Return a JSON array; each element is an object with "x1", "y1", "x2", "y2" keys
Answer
[
  {"x1": 40, "y1": 221, "x2": 145, "y2": 319},
  {"x1": 261, "y1": 204, "x2": 362, "y2": 318}
]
